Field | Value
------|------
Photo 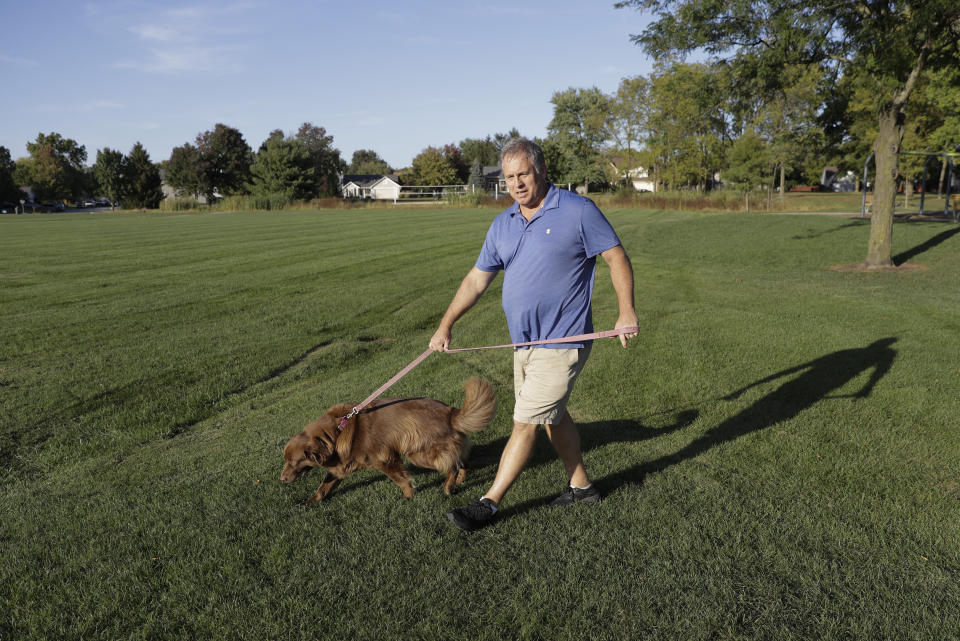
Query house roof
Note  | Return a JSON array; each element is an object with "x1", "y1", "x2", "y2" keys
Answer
[{"x1": 341, "y1": 174, "x2": 398, "y2": 188}]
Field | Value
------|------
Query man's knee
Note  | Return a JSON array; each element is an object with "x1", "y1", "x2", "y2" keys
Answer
[{"x1": 511, "y1": 420, "x2": 539, "y2": 436}]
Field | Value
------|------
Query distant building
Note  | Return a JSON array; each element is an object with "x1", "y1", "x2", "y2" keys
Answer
[
  {"x1": 609, "y1": 159, "x2": 655, "y2": 192},
  {"x1": 340, "y1": 174, "x2": 401, "y2": 200},
  {"x1": 482, "y1": 166, "x2": 505, "y2": 192}
]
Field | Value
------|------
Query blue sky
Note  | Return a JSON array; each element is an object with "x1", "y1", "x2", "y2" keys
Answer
[{"x1": 1, "y1": 1, "x2": 655, "y2": 169}]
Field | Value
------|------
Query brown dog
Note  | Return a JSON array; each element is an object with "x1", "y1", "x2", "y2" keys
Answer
[{"x1": 281, "y1": 377, "x2": 496, "y2": 503}]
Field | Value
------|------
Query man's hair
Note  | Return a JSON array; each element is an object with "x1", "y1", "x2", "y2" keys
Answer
[{"x1": 501, "y1": 137, "x2": 547, "y2": 179}]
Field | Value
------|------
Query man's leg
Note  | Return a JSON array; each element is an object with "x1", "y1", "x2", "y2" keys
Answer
[
  {"x1": 544, "y1": 410, "x2": 590, "y2": 489},
  {"x1": 482, "y1": 419, "x2": 538, "y2": 505}
]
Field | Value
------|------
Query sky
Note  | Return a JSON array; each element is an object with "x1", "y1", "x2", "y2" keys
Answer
[{"x1": 0, "y1": 1, "x2": 656, "y2": 170}]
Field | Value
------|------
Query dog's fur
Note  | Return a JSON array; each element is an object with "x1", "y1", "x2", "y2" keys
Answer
[{"x1": 281, "y1": 377, "x2": 496, "y2": 503}]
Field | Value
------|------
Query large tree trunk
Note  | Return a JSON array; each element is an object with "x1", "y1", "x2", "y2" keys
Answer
[
  {"x1": 864, "y1": 108, "x2": 905, "y2": 267},
  {"x1": 862, "y1": 36, "x2": 930, "y2": 269}
]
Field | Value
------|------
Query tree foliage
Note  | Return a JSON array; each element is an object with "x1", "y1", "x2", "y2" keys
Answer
[
  {"x1": 93, "y1": 148, "x2": 126, "y2": 206},
  {"x1": 616, "y1": 0, "x2": 960, "y2": 266},
  {"x1": 122, "y1": 143, "x2": 163, "y2": 209},
  {"x1": 546, "y1": 87, "x2": 611, "y2": 189},
  {"x1": 248, "y1": 130, "x2": 314, "y2": 201},
  {"x1": 165, "y1": 144, "x2": 205, "y2": 199},
  {"x1": 646, "y1": 63, "x2": 729, "y2": 191},
  {"x1": 294, "y1": 123, "x2": 345, "y2": 197},
  {"x1": 348, "y1": 149, "x2": 392, "y2": 175},
  {"x1": 411, "y1": 147, "x2": 457, "y2": 185},
  {"x1": 23, "y1": 132, "x2": 88, "y2": 201},
  {"x1": 195, "y1": 123, "x2": 253, "y2": 201},
  {"x1": 0, "y1": 146, "x2": 19, "y2": 203}
]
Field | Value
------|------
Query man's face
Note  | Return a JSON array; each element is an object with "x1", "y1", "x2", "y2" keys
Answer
[{"x1": 503, "y1": 154, "x2": 546, "y2": 209}]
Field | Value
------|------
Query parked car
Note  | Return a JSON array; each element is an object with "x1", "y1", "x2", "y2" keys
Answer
[
  {"x1": 82, "y1": 199, "x2": 95, "y2": 208},
  {"x1": 1, "y1": 202, "x2": 16, "y2": 213},
  {"x1": 95, "y1": 198, "x2": 111, "y2": 207}
]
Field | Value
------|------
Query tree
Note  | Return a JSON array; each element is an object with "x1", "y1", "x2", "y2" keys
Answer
[
  {"x1": 0, "y1": 146, "x2": 19, "y2": 204},
  {"x1": 123, "y1": 142, "x2": 163, "y2": 209},
  {"x1": 442, "y1": 144, "x2": 469, "y2": 183},
  {"x1": 411, "y1": 147, "x2": 457, "y2": 185},
  {"x1": 756, "y1": 65, "x2": 826, "y2": 193},
  {"x1": 24, "y1": 132, "x2": 87, "y2": 201},
  {"x1": 459, "y1": 136, "x2": 500, "y2": 167},
  {"x1": 493, "y1": 128, "x2": 522, "y2": 155},
  {"x1": 248, "y1": 131, "x2": 314, "y2": 201},
  {"x1": 607, "y1": 76, "x2": 651, "y2": 187},
  {"x1": 467, "y1": 160, "x2": 484, "y2": 189},
  {"x1": 724, "y1": 129, "x2": 772, "y2": 189},
  {"x1": 348, "y1": 149, "x2": 392, "y2": 175},
  {"x1": 165, "y1": 143, "x2": 205, "y2": 199},
  {"x1": 546, "y1": 88, "x2": 612, "y2": 191},
  {"x1": 295, "y1": 123, "x2": 345, "y2": 197},
  {"x1": 195, "y1": 123, "x2": 253, "y2": 201},
  {"x1": 92, "y1": 148, "x2": 126, "y2": 207},
  {"x1": 646, "y1": 62, "x2": 728, "y2": 191},
  {"x1": 616, "y1": 0, "x2": 960, "y2": 267}
]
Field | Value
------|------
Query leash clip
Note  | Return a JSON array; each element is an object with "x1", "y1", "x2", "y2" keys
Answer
[{"x1": 337, "y1": 406, "x2": 360, "y2": 432}]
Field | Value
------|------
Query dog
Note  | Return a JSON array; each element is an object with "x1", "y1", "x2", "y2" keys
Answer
[{"x1": 281, "y1": 377, "x2": 496, "y2": 503}]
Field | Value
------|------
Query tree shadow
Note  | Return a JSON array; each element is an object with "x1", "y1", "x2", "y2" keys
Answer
[
  {"x1": 497, "y1": 338, "x2": 898, "y2": 522},
  {"x1": 791, "y1": 220, "x2": 866, "y2": 240},
  {"x1": 893, "y1": 225, "x2": 960, "y2": 266}
]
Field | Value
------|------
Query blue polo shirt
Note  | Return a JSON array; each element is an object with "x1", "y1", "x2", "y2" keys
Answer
[{"x1": 475, "y1": 183, "x2": 621, "y2": 348}]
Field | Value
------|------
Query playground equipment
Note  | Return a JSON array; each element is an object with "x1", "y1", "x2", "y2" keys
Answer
[{"x1": 861, "y1": 151, "x2": 958, "y2": 220}]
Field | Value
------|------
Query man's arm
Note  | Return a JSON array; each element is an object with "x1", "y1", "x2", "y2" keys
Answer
[
  {"x1": 429, "y1": 267, "x2": 497, "y2": 351},
  {"x1": 600, "y1": 244, "x2": 639, "y2": 348}
]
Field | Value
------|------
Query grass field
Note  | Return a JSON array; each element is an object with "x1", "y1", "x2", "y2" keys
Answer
[{"x1": 2, "y1": 207, "x2": 959, "y2": 640}]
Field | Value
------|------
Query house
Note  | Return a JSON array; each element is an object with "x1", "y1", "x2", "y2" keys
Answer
[
  {"x1": 608, "y1": 159, "x2": 655, "y2": 192},
  {"x1": 340, "y1": 174, "x2": 401, "y2": 200},
  {"x1": 483, "y1": 166, "x2": 506, "y2": 192}
]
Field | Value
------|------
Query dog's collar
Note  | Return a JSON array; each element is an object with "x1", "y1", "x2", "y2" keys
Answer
[{"x1": 337, "y1": 407, "x2": 360, "y2": 432}]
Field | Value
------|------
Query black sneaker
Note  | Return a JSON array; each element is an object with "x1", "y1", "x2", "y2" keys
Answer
[
  {"x1": 548, "y1": 485, "x2": 601, "y2": 507},
  {"x1": 446, "y1": 498, "x2": 497, "y2": 531}
]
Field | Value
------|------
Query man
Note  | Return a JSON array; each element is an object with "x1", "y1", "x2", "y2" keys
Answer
[{"x1": 429, "y1": 137, "x2": 638, "y2": 532}]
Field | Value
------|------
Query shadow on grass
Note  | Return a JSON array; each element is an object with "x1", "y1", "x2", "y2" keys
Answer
[
  {"x1": 893, "y1": 225, "x2": 960, "y2": 266},
  {"x1": 496, "y1": 337, "x2": 898, "y2": 522},
  {"x1": 791, "y1": 220, "x2": 867, "y2": 240}
]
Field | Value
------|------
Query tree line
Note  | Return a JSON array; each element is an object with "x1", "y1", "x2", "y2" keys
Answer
[{"x1": 0, "y1": 123, "x2": 529, "y2": 208}]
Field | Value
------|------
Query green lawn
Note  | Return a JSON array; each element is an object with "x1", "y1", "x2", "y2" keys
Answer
[{"x1": 2, "y1": 207, "x2": 958, "y2": 640}]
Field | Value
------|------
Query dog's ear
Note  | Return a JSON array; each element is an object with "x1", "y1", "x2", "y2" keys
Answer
[{"x1": 308, "y1": 431, "x2": 334, "y2": 463}]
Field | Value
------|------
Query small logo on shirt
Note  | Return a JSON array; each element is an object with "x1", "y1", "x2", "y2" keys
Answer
[{"x1": 546, "y1": 229, "x2": 551, "y2": 234}]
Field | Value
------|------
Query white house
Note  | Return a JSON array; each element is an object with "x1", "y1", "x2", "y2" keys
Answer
[
  {"x1": 609, "y1": 160, "x2": 655, "y2": 192},
  {"x1": 340, "y1": 174, "x2": 401, "y2": 200}
]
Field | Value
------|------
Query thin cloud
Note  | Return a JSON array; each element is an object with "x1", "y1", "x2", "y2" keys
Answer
[
  {"x1": 120, "y1": 2, "x2": 257, "y2": 75},
  {"x1": 129, "y1": 24, "x2": 187, "y2": 43},
  {"x1": 115, "y1": 45, "x2": 245, "y2": 75},
  {"x1": 0, "y1": 54, "x2": 40, "y2": 67}
]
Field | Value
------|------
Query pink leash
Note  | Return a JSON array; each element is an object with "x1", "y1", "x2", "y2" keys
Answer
[{"x1": 336, "y1": 326, "x2": 639, "y2": 430}]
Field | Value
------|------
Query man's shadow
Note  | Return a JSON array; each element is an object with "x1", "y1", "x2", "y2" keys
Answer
[{"x1": 496, "y1": 337, "x2": 898, "y2": 520}]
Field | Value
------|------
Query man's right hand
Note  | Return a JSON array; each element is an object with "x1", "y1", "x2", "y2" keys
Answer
[{"x1": 429, "y1": 327, "x2": 451, "y2": 352}]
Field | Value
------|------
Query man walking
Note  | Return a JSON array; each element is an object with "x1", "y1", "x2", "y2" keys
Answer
[{"x1": 430, "y1": 138, "x2": 638, "y2": 532}]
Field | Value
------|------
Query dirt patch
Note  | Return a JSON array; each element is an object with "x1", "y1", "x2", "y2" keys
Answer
[
  {"x1": 829, "y1": 263, "x2": 928, "y2": 273},
  {"x1": 0, "y1": 273, "x2": 35, "y2": 279}
]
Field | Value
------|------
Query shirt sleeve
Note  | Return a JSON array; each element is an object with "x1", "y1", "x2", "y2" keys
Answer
[
  {"x1": 580, "y1": 199, "x2": 621, "y2": 258},
  {"x1": 475, "y1": 222, "x2": 504, "y2": 272}
]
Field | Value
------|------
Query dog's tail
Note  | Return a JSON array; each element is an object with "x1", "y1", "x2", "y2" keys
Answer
[{"x1": 451, "y1": 377, "x2": 496, "y2": 434}]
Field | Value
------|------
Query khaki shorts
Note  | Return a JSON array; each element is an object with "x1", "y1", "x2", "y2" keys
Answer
[{"x1": 513, "y1": 345, "x2": 592, "y2": 425}]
